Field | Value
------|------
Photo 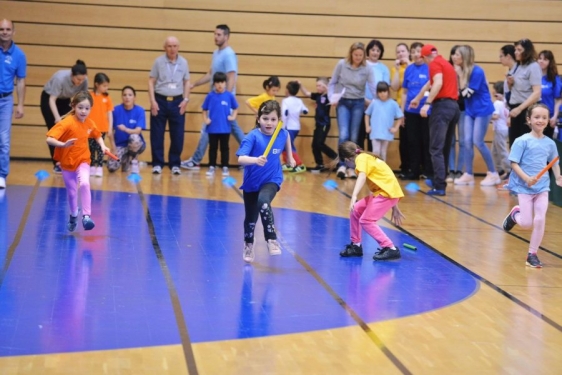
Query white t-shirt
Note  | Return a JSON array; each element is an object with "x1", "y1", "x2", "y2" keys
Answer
[
  {"x1": 493, "y1": 99, "x2": 509, "y2": 132},
  {"x1": 281, "y1": 96, "x2": 308, "y2": 130}
]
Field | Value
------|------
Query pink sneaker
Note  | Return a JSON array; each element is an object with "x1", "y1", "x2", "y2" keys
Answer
[
  {"x1": 454, "y1": 173, "x2": 474, "y2": 185},
  {"x1": 481, "y1": 171, "x2": 501, "y2": 186}
]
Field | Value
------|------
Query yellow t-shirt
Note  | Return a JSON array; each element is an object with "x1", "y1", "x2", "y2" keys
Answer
[
  {"x1": 390, "y1": 63, "x2": 408, "y2": 106},
  {"x1": 355, "y1": 153, "x2": 404, "y2": 199},
  {"x1": 246, "y1": 93, "x2": 276, "y2": 110}
]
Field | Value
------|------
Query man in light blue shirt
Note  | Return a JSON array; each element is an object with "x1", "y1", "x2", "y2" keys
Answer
[
  {"x1": 0, "y1": 19, "x2": 26, "y2": 189},
  {"x1": 181, "y1": 24, "x2": 244, "y2": 170}
]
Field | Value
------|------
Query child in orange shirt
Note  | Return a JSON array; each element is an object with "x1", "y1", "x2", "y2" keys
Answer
[
  {"x1": 87, "y1": 73, "x2": 114, "y2": 177},
  {"x1": 47, "y1": 91, "x2": 110, "y2": 231}
]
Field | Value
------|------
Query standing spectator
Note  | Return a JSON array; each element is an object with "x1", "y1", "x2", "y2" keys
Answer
[
  {"x1": 506, "y1": 39, "x2": 542, "y2": 146},
  {"x1": 411, "y1": 44, "x2": 460, "y2": 196},
  {"x1": 537, "y1": 50, "x2": 561, "y2": 138},
  {"x1": 401, "y1": 42, "x2": 431, "y2": 181},
  {"x1": 148, "y1": 36, "x2": 190, "y2": 175},
  {"x1": 202, "y1": 72, "x2": 238, "y2": 177},
  {"x1": 300, "y1": 77, "x2": 338, "y2": 172},
  {"x1": 87, "y1": 73, "x2": 113, "y2": 177},
  {"x1": 491, "y1": 82, "x2": 511, "y2": 179},
  {"x1": 391, "y1": 43, "x2": 411, "y2": 177},
  {"x1": 499, "y1": 44, "x2": 517, "y2": 102},
  {"x1": 41, "y1": 60, "x2": 88, "y2": 173},
  {"x1": 329, "y1": 42, "x2": 377, "y2": 179},
  {"x1": 452, "y1": 45, "x2": 500, "y2": 187},
  {"x1": 281, "y1": 81, "x2": 308, "y2": 173},
  {"x1": 181, "y1": 25, "x2": 242, "y2": 170},
  {"x1": 446, "y1": 45, "x2": 465, "y2": 182},
  {"x1": 358, "y1": 40, "x2": 391, "y2": 152},
  {"x1": 0, "y1": 19, "x2": 26, "y2": 189}
]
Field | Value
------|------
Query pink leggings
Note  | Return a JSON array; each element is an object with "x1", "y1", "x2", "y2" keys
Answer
[
  {"x1": 350, "y1": 195, "x2": 399, "y2": 248},
  {"x1": 514, "y1": 191, "x2": 549, "y2": 253},
  {"x1": 62, "y1": 163, "x2": 92, "y2": 216}
]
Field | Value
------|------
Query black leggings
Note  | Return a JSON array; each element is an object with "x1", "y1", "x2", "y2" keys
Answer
[
  {"x1": 89, "y1": 133, "x2": 106, "y2": 167},
  {"x1": 41, "y1": 91, "x2": 71, "y2": 165},
  {"x1": 508, "y1": 103, "x2": 531, "y2": 147},
  {"x1": 243, "y1": 183, "x2": 278, "y2": 243}
]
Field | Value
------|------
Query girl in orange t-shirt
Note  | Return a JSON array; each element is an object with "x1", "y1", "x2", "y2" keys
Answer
[
  {"x1": 47, "y1": 91, "x2": 110, "y2": 232},
  {"x1": 88, "y1": 73, "x2": 114, "y2": 177}
]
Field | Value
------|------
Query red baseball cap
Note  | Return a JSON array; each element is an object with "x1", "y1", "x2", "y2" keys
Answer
[{"x1": 421, "y1": 44, "x2": 437, "y2": 57}]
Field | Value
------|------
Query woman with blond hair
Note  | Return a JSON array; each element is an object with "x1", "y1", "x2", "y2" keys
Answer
[
  {"x1": 452, "y1": 45, "x2": 500, "y2": 187},
  {"x1": 329, "y1": 42, "x2": 378, "y2": 179}
]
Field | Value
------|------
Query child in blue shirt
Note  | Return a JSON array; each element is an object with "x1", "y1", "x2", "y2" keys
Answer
[
  {"x1": 237, "y1": 100, "x2": 295, "y2": 263},
  {"x1": 364, "y1": 82, "x2": 403, "y2": 161},
  {"x1": 203, "y1": 72, "x2": 238, "y2": 177}
]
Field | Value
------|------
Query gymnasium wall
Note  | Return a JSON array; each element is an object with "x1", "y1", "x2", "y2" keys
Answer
[{"x1": 4, "y1": 0, "x2": 562, "y2": 172}]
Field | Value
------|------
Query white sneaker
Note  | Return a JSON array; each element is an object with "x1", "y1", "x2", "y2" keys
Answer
[
  {"x1": 206, "y1": 166, "x2": 215, "y2": 176},
  {"x1": 454, "y1": 173, "x2": 474, "y2": 185},
  {"x1": 336, "y1": 165, "x2": 346, "y2": 179},
  {"x1": 95, "y1": 166, "x2": 103, "y2": 177},
  {"x1": 222, "y1": 166, "x2": 229, "y2": 176},
  {"x1": 152, "y1": 165, "x2": 162, "y2": 174},
  {"x1": 346, "y1": 168, "x2": 357, "y2": 179},
  {"x1": 0, "y1": 176, "x2": 5, "y2": 189},
  {"x1": 131, "y1": 160, "x2": 140, "y2": 174},
  {"x1": 90, "y1": 166, "x2": 96, "y2": 176},
  {"x1": 267, "y1": 239, "x2": 282, "y2": 255},
  {"x1": 171, "y1": 166, "x2": 181, "y2": 175},
  {"x1": 481, "y1": 171, "x2": 501, "y2": 186},
  {"x1": 243, "y1": 242, "x2": 255, "y2": 263}
]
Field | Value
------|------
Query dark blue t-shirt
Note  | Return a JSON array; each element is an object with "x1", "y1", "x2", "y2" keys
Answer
[
  {"x1": 236, "y1": 128, "x2": 289, "y2": 192},
  {"x1": 310, "y1": 92, "x2": 330, "y2": 126},
  {"x1": 202, "y1": 91, "x2": 238, "y2": 134}
]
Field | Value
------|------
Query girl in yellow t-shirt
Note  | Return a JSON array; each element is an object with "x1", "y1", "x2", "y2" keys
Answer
[
  {"x1": 245, "y1": 76, "x2": 281, "y2": 115},
  {"x1": 338, "y1": 141, "x2": 405, "y2": 261}
]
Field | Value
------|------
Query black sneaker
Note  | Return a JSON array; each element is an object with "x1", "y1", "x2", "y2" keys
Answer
[
  {"x1": 339, "y1": 243, "x2": 363, "y2": 257},
  {"x1": 502, "y1": 205, "x2": 519, "y2": 232},
  {"x1": 526, "y1": 253, "x2": 543, "y2": 268},
  {"x1": 67, "y1": 215, "x2": 78, "y2": 232},
  {"x1": 310, "y1": 165, "x2": 325, "y2": 174},
  {"x1": 373, "y1": 247, "x2": 401, "y2": 261}
]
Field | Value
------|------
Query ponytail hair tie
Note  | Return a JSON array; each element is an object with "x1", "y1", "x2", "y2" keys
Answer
[{"x1": 355, "y1": 148, "x2": 362, "y2": 154}]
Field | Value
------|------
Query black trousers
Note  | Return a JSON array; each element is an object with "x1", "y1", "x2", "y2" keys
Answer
[
  {"x1": 404, "y1": 112, "x2": 433, "y2": 177},
  {"x1": 208, "y1": 133, "x2": 230, "y2": 167},
  {"x1": 311, "y1": 122, "x2": 337, "y2": 165},
  {"x1": 243, "y1": 183, "x2": 278, "y2": 243},
  {"x1": 508, "y1": 103, "x2": 531, "y2": 146}
]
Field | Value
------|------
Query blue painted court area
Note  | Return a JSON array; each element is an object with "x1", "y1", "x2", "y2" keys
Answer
[{"x1": 0, "y1": 186, "x2": 478, "y2": 356}]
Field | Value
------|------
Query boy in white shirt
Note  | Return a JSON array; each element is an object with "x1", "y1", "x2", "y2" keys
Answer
[
  {"x1": 281, "y1": 81, "x2": 308, "y2": 173},
  {"x1": 492, "y1": 81, "x2": 510, "y2": 180}
]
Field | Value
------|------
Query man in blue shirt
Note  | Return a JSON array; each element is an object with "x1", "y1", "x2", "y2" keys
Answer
[
  {"x1": 181, "y1": 24, "x2": 243, "y2": 170},
  {"x1": 0, "y1": 19, "x2": 26, "y2": 189}
]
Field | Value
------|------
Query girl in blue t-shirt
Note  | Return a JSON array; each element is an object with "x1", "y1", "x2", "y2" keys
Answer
[
  {"x1": 537, "y1": 50, "x2": 561, "y2": 139},
  {"x1": 236, "y1": 100, "x2": 295, "y2": 263},
  {"x1": 108, "y1": 86, "x2": 146, "y2": 174},
  {"x1": 453, "y1": 45, "x2": 500, "y2": 187},
  {"x1": 502, "y1": 104, "x2": 562, "y2": 268}
]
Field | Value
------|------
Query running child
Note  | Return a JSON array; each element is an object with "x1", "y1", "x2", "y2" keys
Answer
[
  {"x1": 108, "y1": 86, "x2": 146, "y2": 174},
  {"x1": 491, "y1": 81, "x2": 511, "y2": 179},
  {"x1": 281, "y1": 80, "x2": 308, "y2": 173},
  {"x1": 502, "y1": 103, "x2": 562, "y2": 268},
  {"x1": 87, "y1": 73, "x2": 113, "y2": 177},
  {"x1": 203, "y1": 72, "x2": 238, "y2": 177},
  {"x1": 237, "y1": 100, "x2": 295, "y2": 263},
  {"x1": 245, "y1": 76, "x2": 281, "y2": 114},
  {"x1": 300, "y1": 77, "x2": 338, "y2": 172},
  {"x1": 338, "y1": 141, "x2": 405, "y2": 261},
  {"x1": 46, "y1": 91, "x2": 110, "y2": 231},
  {"x1": 364, "y1": 82, "x2": 404, "y2": 161}
]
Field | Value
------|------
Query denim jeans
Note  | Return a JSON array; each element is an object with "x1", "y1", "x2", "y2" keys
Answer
[
  {"x1": 0, "y1": 96, "x2": 13, "y2": 178},
  {"x1": 428, "y1": 99, "x2": 460, "y2": 190},
  {"x1": 192, "y1": 119, "x2": 244, "y2": 163},
  {"x1": 448, "y1": 111, "x2": 465, "y2": 172},
  {"x1": 336, "y1": 98, "x2": 364, "y2": 145},
  {"x1": 150, "y1": 96, "x2": 185, "y2": 168},
  {"x1": 463, "y1": 114, "x2": 495, "y2": 174}
]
